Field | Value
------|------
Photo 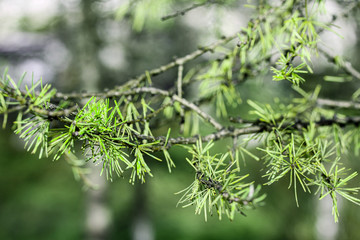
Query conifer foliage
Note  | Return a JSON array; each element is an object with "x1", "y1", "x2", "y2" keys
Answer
[{"x1": 1, "y1": 0, "x2": 360, "y2": 222}]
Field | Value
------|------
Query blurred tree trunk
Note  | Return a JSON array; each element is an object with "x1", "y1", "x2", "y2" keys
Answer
[
  {"x1": 77, "y1": 1, "x2": 110, "y2": 239},
  {"x1": 316, "y1": 197, "x2": 340, "y2": 240},
  {"x1": 76, "y1": 1, "x2": 154, "y2": 239},
  {"x1": 132, "y1": 182, "x2": 154, "y2": 240}
]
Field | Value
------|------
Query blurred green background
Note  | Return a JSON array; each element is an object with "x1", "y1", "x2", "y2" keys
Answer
[{"x1": 0, "y1": 0, "x2": 360, "y2": 239}]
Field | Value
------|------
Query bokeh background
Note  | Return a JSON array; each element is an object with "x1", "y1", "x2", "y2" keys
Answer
[{"x1": 0, "y1": 0, "x2": 359, "y2": 239}]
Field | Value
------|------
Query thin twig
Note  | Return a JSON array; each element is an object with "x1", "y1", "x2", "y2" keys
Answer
[
  {"x1": 135, "y1": 114, "x2": 360, "y2": 148},
  {"x1": 195, "y1": 169, "x2": 254, "y2": 208},
  {"x1": 277, "y1": 1, "x2": 359, "y2": 78},
  {"x1": 55, "y1": 3, "x2": 286, "y2": 101},
  {"x1": 135, "y1": 125, "x2": 262, "y2": 147},
  {"x1": 54, "y1": 34, "x2": 238, "y2": 101},
  {"x1": 317, "y1": 98, "x2": 360, "y2": 110},
  {"x1": 126, "y1": 102, "x2": 173, "y2": 124},
  {"x1": 161, "y1": 2, "x2": 208, "y2": 21},
  {"x1": 31, "y1": 104, "x2": 79, "y2": 118},
  {"x1": 318, "y1": 46, "x2": 360, "y2": 81},
  {"x1": 127, "y1": 87, "x2": 224, "y2": 131}
]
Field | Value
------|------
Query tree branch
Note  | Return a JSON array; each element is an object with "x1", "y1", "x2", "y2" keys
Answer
[
  {"x1": 317, "y1": 98, "x2": 360, "y2": 110},
  {"x1": 318, "y1": 46, "x2": 360, "y2": 81},
  {"x1": 161, "y1": 1, "x2": 209, "y2": 21}
]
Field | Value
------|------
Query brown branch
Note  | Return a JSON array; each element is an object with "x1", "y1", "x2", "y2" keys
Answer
[
  {"x1": 134, "y1": 125, "x2": 262, "y2": 147},
  {"x1": 31, "y1": 104, "x2": 79, "y2": 118},
  {"x1": 135, "y1": 114, "x2": 360, "y2": 148}
]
